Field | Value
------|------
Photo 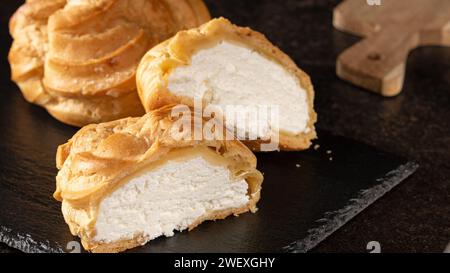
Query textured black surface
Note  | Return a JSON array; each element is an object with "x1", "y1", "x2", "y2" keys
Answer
[{"x1": 0, "y1": 0, "x2": 448, "y2": 253}]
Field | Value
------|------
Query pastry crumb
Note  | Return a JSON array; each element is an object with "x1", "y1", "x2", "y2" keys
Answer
[
  {"x1": 295, "y1": 164, "x2": 301, "y2": 168},
  {"x1": 314, "y1": 144, "x2": 320, "y2": 150},
  {"x1": 326, "y1": 150, "x2": 332, "y2": 154},
  {"x1": 329, "y1": 157, "x2": 333, "y2": 161}
]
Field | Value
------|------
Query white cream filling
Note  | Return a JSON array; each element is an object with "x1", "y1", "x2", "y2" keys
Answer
[
  {"x1": 168, "y1": 41, "x2": 310, "y2": 136},
  {"x1": 67, "y1": 0, "x2": 89, "y2": 6},
  {"x1": 94, "y1": 156, "x2": 249, "y2": 243}
]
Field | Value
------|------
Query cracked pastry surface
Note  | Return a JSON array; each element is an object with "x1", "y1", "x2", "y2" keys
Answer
[
  {"x1": 137, "y1": 17, "x2": 317, "y2": 151},
  {"x1": 9, "y1": 0, "x2": 210, "y2": 126},
  {"x1": 54, "y1": 105, "x2": 263, "y2": 253}
]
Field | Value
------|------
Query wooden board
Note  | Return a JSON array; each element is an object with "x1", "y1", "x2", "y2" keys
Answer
[{"x1": 333, "y1": 0, "x2": 450, "y2": 96}]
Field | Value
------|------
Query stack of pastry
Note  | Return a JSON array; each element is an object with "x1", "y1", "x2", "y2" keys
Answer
[{"x1": 9, "y1": 1, "x2": 317, "y2": 253}]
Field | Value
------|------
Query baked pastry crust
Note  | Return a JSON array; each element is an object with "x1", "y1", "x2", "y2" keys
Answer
[
  {"x1": 9, "y1": 0, "x2": 210, "y2": 126},
  {"x1": 136, "y1": 17, "x2": 317, "y2": 151},
  {"x1": 54, "y1": 105, "x2": 263, "y2": 253}
]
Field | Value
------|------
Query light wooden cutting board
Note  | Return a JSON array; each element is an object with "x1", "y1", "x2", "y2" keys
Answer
[{"x1": 334, "y1": 0, "x2": 450, "y2": 96}]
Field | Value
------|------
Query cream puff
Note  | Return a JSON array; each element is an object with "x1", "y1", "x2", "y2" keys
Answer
[
  {"x1": 54, "y1": 105, "x2": 263, "y2": 253},
  {"x1": 9, "y1": 0, "x2": 210, "y2": 126},
  {"x1": 137, "y1": 18, "x2": 317, "y2": 151}
]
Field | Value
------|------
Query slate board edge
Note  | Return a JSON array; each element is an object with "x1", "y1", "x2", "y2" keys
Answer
[
  {"x1": 0, "y1": 226, "x2": 65, "y2": 253},
  {"x1": 283, "y1": 161, "x2": 420, "y2": 253}
]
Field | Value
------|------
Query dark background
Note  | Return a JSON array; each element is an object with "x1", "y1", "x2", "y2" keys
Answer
[{"x1": 1, "y1": 0, "x2": 449, "y2": 253}]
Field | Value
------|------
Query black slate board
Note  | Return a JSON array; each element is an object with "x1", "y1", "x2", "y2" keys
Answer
[
  {"x1": 0, "y1": 1, "x2": 418, "y2": 253},
  {"x1": 0, "y1": 86, "x2": 418, "y2": 253}
]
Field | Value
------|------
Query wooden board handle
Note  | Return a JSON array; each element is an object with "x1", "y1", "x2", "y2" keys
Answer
[{"x1": 336, "y1": 28, "x2": 419, "y2": 96}]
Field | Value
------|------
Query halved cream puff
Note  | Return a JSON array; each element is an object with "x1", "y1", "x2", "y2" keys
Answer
[
  {"x1": 54, "y1": 105, "x2": 263, "y2": 253},
  {"x1": 137, "y1": 18, "x2": 317, "y2": 151}
]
